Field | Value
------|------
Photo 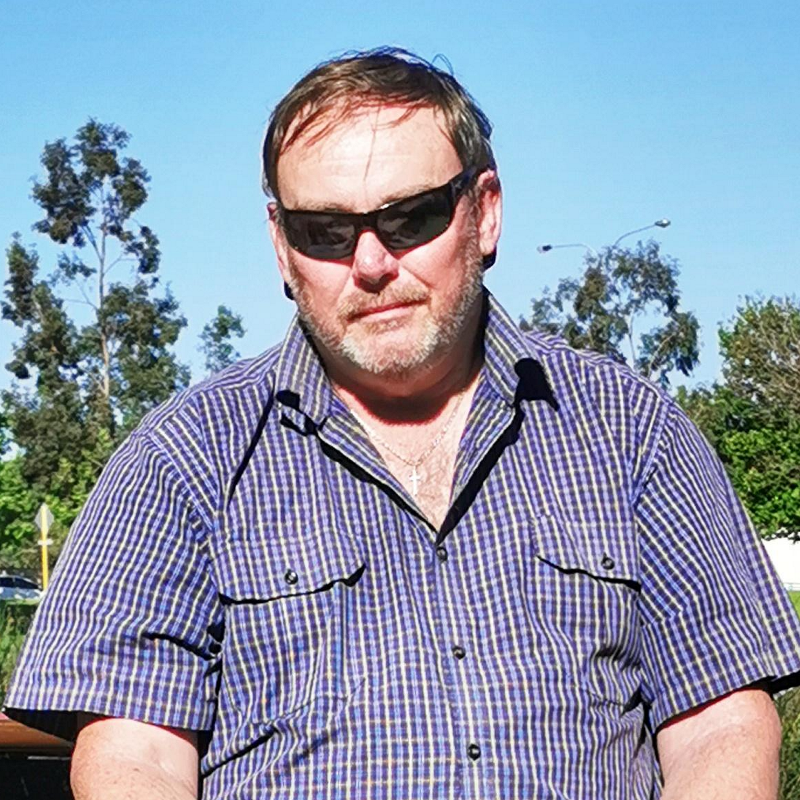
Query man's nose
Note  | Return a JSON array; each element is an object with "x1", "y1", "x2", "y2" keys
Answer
[{"x1": 350, "y1": 230, "x2": 400, "y2": 289}]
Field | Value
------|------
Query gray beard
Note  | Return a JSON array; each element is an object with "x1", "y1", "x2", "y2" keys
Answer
[{"x1": 286, "y1": 240, "x2": 484, "y2": 380}]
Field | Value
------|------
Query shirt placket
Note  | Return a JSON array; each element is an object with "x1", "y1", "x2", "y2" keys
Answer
[
  {"x1": 428, "y1": 393, "x2": 521, "y2": 799},
  {"x1": 313, "y1": 384, "x2": 520, "y2": 799}
]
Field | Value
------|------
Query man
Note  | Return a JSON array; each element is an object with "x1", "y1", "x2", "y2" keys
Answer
[{"x1": 6, "y1": 48, "x2": 800, "y2": 800}]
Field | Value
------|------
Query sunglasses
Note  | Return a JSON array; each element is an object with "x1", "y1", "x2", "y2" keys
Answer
[{"x1": 275, "y1": 167, "x2": 479, "y2": 261}]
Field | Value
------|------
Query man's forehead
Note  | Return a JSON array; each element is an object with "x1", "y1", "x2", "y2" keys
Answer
[
  {"x1": 276, "y1": 104, "x2": 462, "y2": 210},
  {"x1": 282, "y1": 101, "x2": 449, "y2": 158}
]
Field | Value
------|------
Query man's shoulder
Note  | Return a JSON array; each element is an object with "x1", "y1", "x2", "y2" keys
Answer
[
  {"x1": 135, "y1": 343, "x2": 283, "y2": 442},
  {"x1": 485, "y1": 295, "x2": 673, "y2": 418},
  {"x1": 518, "y1": 326, "x2": 673, "y2": 412},
  {"x1": 512, "y1": 327, "x2": 684, "y2": 497}
]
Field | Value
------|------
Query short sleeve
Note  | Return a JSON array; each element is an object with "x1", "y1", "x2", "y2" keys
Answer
[
  {"x1": 635, "y1": 402, "x2": 800, "y2": 730},
  {"x1": 3, "y1": 428, "x2": 223, "y2": 741}
]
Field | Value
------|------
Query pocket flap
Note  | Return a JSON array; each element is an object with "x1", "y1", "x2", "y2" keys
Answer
[
  {"x1": 532, "y1": 514, "x2": 639, "y2": 585},
  {"x1": 211, "y1": 533, "x2": 366, "y2": 602}
]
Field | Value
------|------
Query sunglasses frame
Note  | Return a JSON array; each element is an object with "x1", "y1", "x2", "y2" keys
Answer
[{"x1": 274, "y1": 166, "x2": 480, "y2": 260}]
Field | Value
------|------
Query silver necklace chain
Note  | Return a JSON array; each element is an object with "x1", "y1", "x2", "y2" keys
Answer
[{"x1": 348, "y1": 391, "x2": 467, "y2": 496}]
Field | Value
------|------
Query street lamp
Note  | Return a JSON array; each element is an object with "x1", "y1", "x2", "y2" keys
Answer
[
  {"x1": 536, "y1": 242, "x2": 598, "y2": 258},
  {"x1": 538, "y1": 219, "x2": 671, "y2": 256},
  {"x1": 611, "y1": 218, "x2": 670, "y2": 249}
]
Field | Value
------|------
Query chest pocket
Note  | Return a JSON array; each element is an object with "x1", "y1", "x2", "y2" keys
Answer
[
  {"x1": 530, "y1": 514, "x2": 643, "y2": 705},
  {"x1": 210, "y1": 531, "x2": 366, "y2": 724}
]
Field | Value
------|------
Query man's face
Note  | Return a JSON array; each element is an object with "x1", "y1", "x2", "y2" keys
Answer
[{"x1": 269, "y1": 104, "x2": 501, "y2": 382}]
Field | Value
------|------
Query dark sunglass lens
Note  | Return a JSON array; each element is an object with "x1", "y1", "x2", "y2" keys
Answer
[
  {"x1": 285, "y1": 215, "x2": 356, "y2": 259},
  {"x1": 379, "y1": 190, "x2": 453, "y2": 250}
]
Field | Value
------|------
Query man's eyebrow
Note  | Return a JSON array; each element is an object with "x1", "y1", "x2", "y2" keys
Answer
[
  {"x1": 289, "y1": 199, "x2": 360, "y2": 213},
  {"x1": 377, "y1": 179, "x2": 442, "y2": 207},
  {"x1": 291, "y1": 180, "x2": 444, "y2": 214}
]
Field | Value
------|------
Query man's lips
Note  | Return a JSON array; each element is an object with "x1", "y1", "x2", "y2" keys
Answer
[{"x1": 349, "y1": 301, "x2": 421, "y2": 321}]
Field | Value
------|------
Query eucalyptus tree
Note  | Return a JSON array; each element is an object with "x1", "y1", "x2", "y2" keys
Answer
[
  {"x1": 2, "y1": 120, "x2": 188, "y2": 504},
  {"x1": 522, "y1": 240, "x2": 699, "y2": 387},
  {"x1": 199, "y1": 305, "x2": 246, "y2": 375}
]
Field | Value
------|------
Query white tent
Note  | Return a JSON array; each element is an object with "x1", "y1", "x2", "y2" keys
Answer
[{"x1": 762, "y1": 538, "x2": 800, "y2": 591}]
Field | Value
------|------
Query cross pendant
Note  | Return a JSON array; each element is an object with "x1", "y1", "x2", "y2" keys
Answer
[{"x1": 409, "y1": 465, "x2": 421, "y2": 496}]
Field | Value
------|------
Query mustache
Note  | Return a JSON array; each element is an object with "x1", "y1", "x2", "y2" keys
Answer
[{"x1": 339, "y1": 286, "x2": 430, "y2": 320}]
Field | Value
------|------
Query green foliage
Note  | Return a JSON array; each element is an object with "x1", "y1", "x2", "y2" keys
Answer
[
  {"x1": 2, "y1": 120, "x2": 188, "y2": 517},
  {"x1": 523, "y1": 240, "x2": 699, "y2": 386},
  {"x1": 0, "y1": 452, "x2": 88, "y2": 574},
  {"x1": 92, "y1": 281, "x2": 188, "y2": 433},
  {"x1": 0, "y1": 411, "x2": 10, "y2": 456},
  {"x1": 677, "y1": 297, "x2": 800, "y2": 538},
  {"x1": 719, "y1": 297, "x2": 800, "y2": 421},
  {"x1": 0, "y1": 457, "x2": 39, "y2": 571},
  {"x1": 722, "y1": 427, "x2": 800, "y2": 535},
  {"x1": 199, "y1": 304, "x2": 245, "y2": 375}
]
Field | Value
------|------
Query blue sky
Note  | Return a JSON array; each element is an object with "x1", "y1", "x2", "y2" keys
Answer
[{"x1": 2, "y1": 0, "x2": 798, "y2": 389}]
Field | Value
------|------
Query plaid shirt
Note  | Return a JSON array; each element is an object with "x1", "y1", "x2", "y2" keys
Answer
[{"x1": 6, "y1": 292, "x2": 800, "y2": 799}]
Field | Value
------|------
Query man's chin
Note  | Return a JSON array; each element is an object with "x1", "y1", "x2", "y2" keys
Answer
[{"x1": 338, "y1": 334, "x2": 437, "y2": 378}]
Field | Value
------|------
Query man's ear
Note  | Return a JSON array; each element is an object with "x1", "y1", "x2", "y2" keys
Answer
[
  {"x1": 267, "y1": 203, "x2": 294, "y2": 289},
  {"x1": 475, "y1": 170, "x2": 502, "y2": 264}
]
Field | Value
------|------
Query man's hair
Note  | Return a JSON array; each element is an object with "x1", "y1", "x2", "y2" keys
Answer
[{"x1": 262, "y1": 46, "x2": 495, "y2": 200}]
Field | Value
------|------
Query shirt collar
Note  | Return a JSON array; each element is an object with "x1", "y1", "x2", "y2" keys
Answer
[
  {"x1": 272, "y1": 289, "x2": 558, "y2": 426},
  {"x1": 481, "y1": 291, "x2": 559, "y2": 410},
  {"x1": 273, "y1": 316, "x2": 334, "y2": 426}
]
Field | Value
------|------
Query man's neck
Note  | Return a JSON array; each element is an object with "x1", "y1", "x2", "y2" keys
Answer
[{"x1": 325, "y1": 312, "x2": 485, "y2": 424}]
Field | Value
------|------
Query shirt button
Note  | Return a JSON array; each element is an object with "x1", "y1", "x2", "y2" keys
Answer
[
  {"x1": 452, "y1": 645, "x2": 466, "y2": 660},
  {"x1": 467, "y1": 743, "x2": 481, "y2": 761},
  {"x1": 436, "y1": 546, "x2": 448, "y2": 563},
  {"x1": 600, "y1": 554, "x2": 615, "y2": 571},
  {"x1": 284, "y1": 569, "x2": 298, "y2": 585}
]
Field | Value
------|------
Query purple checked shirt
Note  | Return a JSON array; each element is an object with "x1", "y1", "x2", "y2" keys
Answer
[{"x1": 6, "y1": 292, "x2": 800, "y2": 799}]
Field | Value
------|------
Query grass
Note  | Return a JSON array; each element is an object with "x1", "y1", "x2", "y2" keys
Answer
[
  {"x1": 780, "y1": 687, "x2": 800, "y2": 800},
  {"x1": 782, "y1": 594, "x2": 800, "y2": 800},
  {"x1": 790, "y1": 592, "x2": 800, "y2": 618}
]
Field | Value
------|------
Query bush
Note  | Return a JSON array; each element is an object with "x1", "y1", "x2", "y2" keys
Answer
[{"x1": 0, "y1": 601, "x2": 37, "y2": 703}]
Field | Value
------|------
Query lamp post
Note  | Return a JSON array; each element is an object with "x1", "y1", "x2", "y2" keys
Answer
[
  {"x1": 537, "y1": 219, "x2": 671, "y2": 257},
  {"x1": 611, "y1": 218, "x2": 670, "y2": 249},
  {"x1": 536, "y1": 242, "x2": 598, "y2": 258}
]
